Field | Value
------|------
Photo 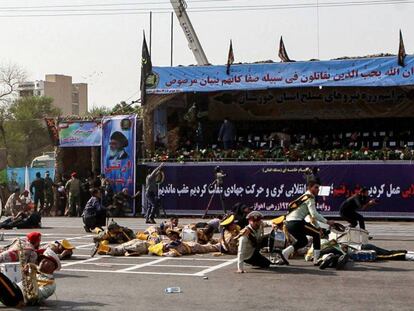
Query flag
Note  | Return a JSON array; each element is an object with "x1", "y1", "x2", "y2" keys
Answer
[
  {"x1": 398, "y1": 30, "x2": 406, "y2": 67},
  {"x1": 44, "y1": 118, "x2": 59, "y2": 146},
  {"x1": 226, "y1": 40, "x2": 234, "y2": 75},
  {"x1": 140, "y1": 31, "x2": 152, "y2": 104},
  {"x1": 278, "y1": 36, "x2": 293, "y2": 62},
  {"x1": 24, "y1": 166, "x2": 31, "y2": 199}
]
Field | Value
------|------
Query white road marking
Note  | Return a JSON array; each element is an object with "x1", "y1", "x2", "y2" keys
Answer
[
  {"x1": 75, "y1": 262, "x2": 210, "y2": 268},
  {"x1": 117, "y1": 257, "x2": 169, "y2": 272},
  {"x1": 74, "y1": 243, "x2": 95, "y2": 249},
  {"x1": 62, "y1": 257, "x2": 101, "y2": 267},
  {"x1": 59, "y1": 255, "x2": 237, "y2": 277},
  {"x1": 152, "y1": 264, "x2": 210, "y2": 268},
  {"x1": 69, "y1": 254, "x2": 236, "y2": 262},
  {"x1": 194, "y1": 258, "x2": 238, "y2": 276},
  {"x1": 61, "y1": 268, "x2": 198, "y2": 277}
]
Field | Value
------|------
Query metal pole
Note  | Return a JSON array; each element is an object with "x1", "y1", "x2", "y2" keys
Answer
[
  {"x1": 170, "y1": 12, "x2": 174, "y2": 66},
  {"x1": 316, "y1": 0, "x2": 320, "y2": 59},
  {"x1": 149, "y1": 11, "x2": 153, "y2": 55}
]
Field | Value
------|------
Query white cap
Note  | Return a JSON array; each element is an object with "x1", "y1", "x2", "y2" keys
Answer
[{"x1": 41, "y1": 248, "x2": 61, "y2": 271}]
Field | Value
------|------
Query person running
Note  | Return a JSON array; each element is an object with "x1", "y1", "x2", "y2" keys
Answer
[
  {"x1": 30, "y1": 172, "x2": 45, "y2": 212},
  {"x1": 339, "y1": 187, "x2": 377, "y2": 230},
  {"x1": 281, "y1": 180, "x2": 335, "y2": 265},
  {"x1": 65, "y1": 172, "x2": 81, "y2": 217},
  {"x1": 43, "y1": 171, "x2": 55, "y2": 216}
]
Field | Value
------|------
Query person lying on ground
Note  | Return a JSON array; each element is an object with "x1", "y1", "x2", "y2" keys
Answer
[
  {"x1": 193, "y1": 224, "x2": 218, "y2": 245},
  {"x1": 219, "y1": 214, "x2": 240, "y2": 255},
  {"x1": 193, "y1": 216, "x2": 223, "y2": 233},
  {"x1": 158, "y1": 215, "x2": 180, "y2": 235},
  {"x1": 0, "y1": 248, "x2": 61, "y2": 307},
  {"x1": 0, "y1": 232, "x2": 41, "y2": 264},
  {"x1": 305, "y1": 236, "x2": 350, "y2": 270},
  {"x1": 312, "y1": 242, "x2": 414, "y2": 270},
  {"x1": 0, "y1": 208, "x2": 41, "y2": 230},
  {"x1": 360, "y1": 244, "x2": 414, "y2": 261},
  {"x1": 91, "y1": 230, "x2": 162, "y2": 257},
  {"x1": 93, "y1": 239, "x2": 150, "y2": 257},
  {"x1": 39, "y1": 239, "x2": 75, "y2": 260},
  {"x1": 151, "y1": 228, "x2": 220, "y2": 257},
  {"x1": 93, "y1": 220, "x2": 135, "y2": 244}
]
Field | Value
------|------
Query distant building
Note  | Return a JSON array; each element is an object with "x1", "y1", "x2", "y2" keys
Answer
[{"x1": 17, "y1": 74, "x2": 88, "y2": 116}]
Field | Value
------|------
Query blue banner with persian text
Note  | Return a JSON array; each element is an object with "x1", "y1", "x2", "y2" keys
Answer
[
  {"x1": 147, "y1": 56, "x2": 414, "y2": 94},
  {"x1": 148, "y1": 162, "x2": 414, "y2": 217}
]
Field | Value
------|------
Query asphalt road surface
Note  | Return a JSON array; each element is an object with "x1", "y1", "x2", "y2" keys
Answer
[{"x1": 1, "y1": 217, "x2": 414, "y2": 311}]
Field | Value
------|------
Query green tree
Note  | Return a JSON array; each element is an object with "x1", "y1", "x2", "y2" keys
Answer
[
  {"x1": 4, "y1": 96, "x2": 60, "y2": 166},
  {"x1": 86, "y1": 105, "x2": 111, "y2": 118},
  {"x1": 112, "y1": 101, "x2": 142, "y2": 117},
  {"x1": 0, "y1": 63, "x2": 26, "y2": 157}
]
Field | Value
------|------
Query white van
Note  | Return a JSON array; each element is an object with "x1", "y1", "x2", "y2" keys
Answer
[{"x1": 30, "y1": 152, "x2": 55, "y2": 168}]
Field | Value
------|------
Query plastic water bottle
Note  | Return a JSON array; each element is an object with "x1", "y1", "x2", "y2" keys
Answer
[{"x1": 165, "y1": 287, "x2": 182, "y2": 294}]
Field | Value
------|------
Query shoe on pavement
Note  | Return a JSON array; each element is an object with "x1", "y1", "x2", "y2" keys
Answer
[
  {"x1": 319, "y1": 253, "x2": 335, "y2": 270},
  {"x1": 278, "y1": 252, "x2": 290, "y2": 266},
  {"x1": 282, "y1": 245, "x2": 295, "y2": 261},
  {"x1": 336, "y1": 254, "x2": 349, "y2": 270}
]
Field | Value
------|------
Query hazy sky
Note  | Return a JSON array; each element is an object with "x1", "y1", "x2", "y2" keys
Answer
[{"x1": 1, "y1": 0, "x2": 413, "y2": 110}]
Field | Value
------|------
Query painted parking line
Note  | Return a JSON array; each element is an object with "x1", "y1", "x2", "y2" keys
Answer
[
  {"x1": 62, "y1": 257, "x2": 101, "y2": 268},
  {"x1": 59, "y1": 254, "x2": 237, "y2": 277},
  {"x1": 117, "y1": 257, "x2": 169, "y2": 272},
  {"x1": 74, "y1": 243, "x2": 95, "y2": 249},
  {"x1": 194, "y1": 258, "x2": 238, "y2": 276},
  {"x1": 61, "y1": 268, "x2": 198, "y2": 277},
  {"x1": 152, "y1": 264, "x2": 211, "y2": 268}
]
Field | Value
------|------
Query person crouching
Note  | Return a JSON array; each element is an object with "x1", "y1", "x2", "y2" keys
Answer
[
  {"x1": 82, "y1": 188, "x2": 106, "y2": 233},
  {"x1": 236, "y1": 211, "x2": 271, "y2": 273}
]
